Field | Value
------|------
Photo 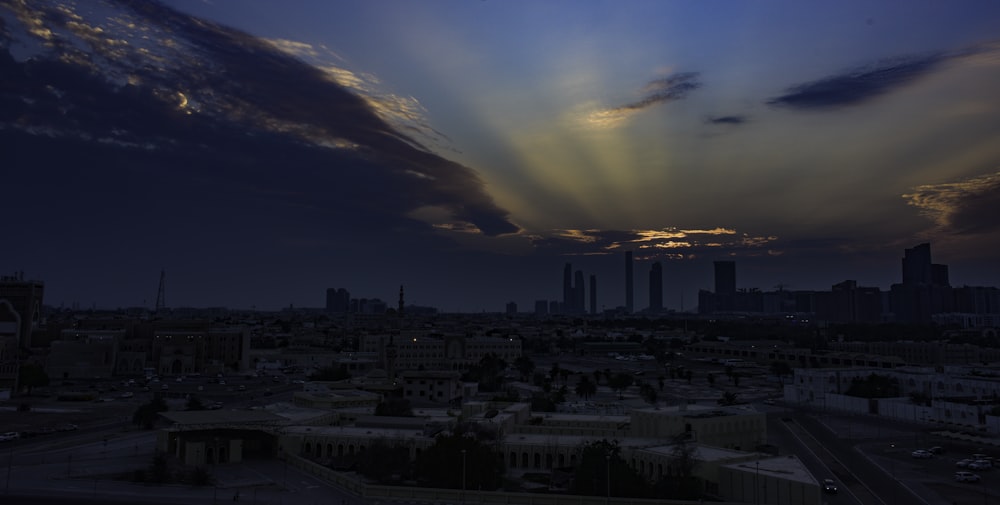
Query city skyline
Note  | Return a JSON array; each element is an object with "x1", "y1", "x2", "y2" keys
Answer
[{"x1": 3, "y1": 1, "x2": 1000, "y2": 312}]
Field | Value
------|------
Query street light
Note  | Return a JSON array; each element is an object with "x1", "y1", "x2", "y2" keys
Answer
[
  {"x1": 755, "y1": 460, "x2": 760, "y2": 505},
  {"x1": 605, "y1": 453, "x2": 611, "y2": 505}
]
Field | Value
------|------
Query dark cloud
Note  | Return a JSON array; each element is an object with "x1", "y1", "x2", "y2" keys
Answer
[
  {"x1": 767, "y1": 54, "x2": 949, "y2": 109},
  {"x1": 0, "y1": 0, "x2": 518, "y2": 238},
  {"x1": 706, "y1": 115, "x2": 747, "y2": 125},
  {"x1": 613, "y1": 72, "x2": 701, "y2": 112}
]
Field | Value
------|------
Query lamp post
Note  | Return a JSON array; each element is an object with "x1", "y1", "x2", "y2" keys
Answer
[
  {"x1": 605, "y1": 453, "x2": 611, "y2": 505},
  {"x1": 755, "y1": 460, "x2": 760, "y2": 505},
  {"x1": 461, "y1": 449, "x2": 467, "y2": 504}
]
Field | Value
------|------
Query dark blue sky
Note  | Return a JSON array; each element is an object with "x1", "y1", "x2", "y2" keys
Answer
[{"x1": 3, "y1": 0, "x2": 1000, "y2": 311}]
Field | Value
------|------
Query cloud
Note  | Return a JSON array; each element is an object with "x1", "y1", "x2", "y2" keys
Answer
[
  {"x1": 531, "y1": 227, "x2": 775, "y2": 259},
  {"x1": 0, "y1": 0, "x2": 519, "y2": 238},
  {"x1": 768, "y1": 53, "x2": 950, "y2": 109},
  {"x1": 903, "y1": 171, "x2": 1000, "y2": 235},
  {"x1": 585, "y1": 72, "x2": 701, "y2": 128},
  {"x1": 706, "y1": 115, "x2": 747, "y2": 125}
]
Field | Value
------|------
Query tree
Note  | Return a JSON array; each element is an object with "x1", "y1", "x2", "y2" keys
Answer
[
  {"x1": 657, "y1": 375, "x2": 665, "y2": 391},
  {"x1": 570, "y1": 439, "x2": 649, "y2": 498},
  {"x1": 717, "y1": 391, "x2": 739, "y2": 406},
  {"x1": 575, "y1": 375, "x2": 597, "y2": 400},
  {"x1": 770, "y1": 361, "x2": 793, "y2": 384},
  {"x1": 608, "y1": 373, "x2": 634, "y2": 399},
  {"x1": 514, "y1": 356, "x2": 535, "y2": 381},
  {"x1": 356, "y1": 439, "x2": 412, "y2": 483},
  {"x1": 653, "y1": 434, "x2": 702, "y2": 500},
  {"x1": 845, "y1": 373, "x2": 900, "y2": 399},
  {"x1": 133, "y1": 394, "x2": 168, "y2": 430},
  {"x1": 684, "y1": 369, "x2": 693, "y2": 385},
  {"x1": 185, "y1": 396, "x2": 206, "y2": 411},
  {"x1": 414, "y1": 433, "x2": 503, "y2": 490},
  {"x1": 549, "y1": 363, "x2": 562, "y2": 387},
  {"x1": 18, "y1": 362, "x2": 49, "y2": 395},
  {"x1": 639, "y1": 383, "x2": 658, "y2": 405},
  {"x1": 309, "y1": 365, "x2": 350, "y2": 381},
  {"x1": 707, "y1": 373, "x2": 716, "y2": 387}
]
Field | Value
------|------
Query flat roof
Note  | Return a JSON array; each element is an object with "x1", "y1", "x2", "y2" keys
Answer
[
  {"x1": 160, "y1": 410, "x2": 286, "y2": 426},
  {"x1": 721, "y1": 455, "x2": 819, "y2": 485},
  {"x1": 641, "y1": 443, "x2": 757, "y2": 463}
]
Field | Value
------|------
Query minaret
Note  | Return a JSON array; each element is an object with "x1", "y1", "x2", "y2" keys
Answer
[{"x1": 398, "y1": 285, "x2": 405, "y2": 317}]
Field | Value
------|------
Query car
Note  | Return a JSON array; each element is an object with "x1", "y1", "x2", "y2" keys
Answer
[
  {"x1": 160, "y1": 384, "x2": 169, "y2": 390},
  {"x1": 954, "y1": 471, "x2": 981, "y2": 483},
  {"x1": 119, "y1": 391, "x2": 134, "y2": 399},
  {"x1": 763, "y1": 398, "x2": 776, "y2": 405},
  {"x1": 911, "y1": 450, "x2": 933, "y2": 459},
  {"x1": 968, "y1": 460, "x2": 992, "y2": 470},
  {"x1": 929, "y1": 446, "x2": 944, "y2": 454},
  {"x1": 822, "y1": 479, "x2": 838, "y2": 494},
  {"x1": 956, "y1": 459, "x2": 974, "y2": 468},
  {"x1": 0, "y1": 432, "x2": 21, "y2": 442},
  {"x1": 238, "y1": 384, "x2": 246, "y2": 391}
]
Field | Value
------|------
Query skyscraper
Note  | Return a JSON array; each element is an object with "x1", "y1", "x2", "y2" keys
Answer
[
  {"x1": 649, "y1": 262, "x2": 663, "y2": 313},
  {"x1": 589, "y1": 274, "x2": 597, "y2": 315},
  {"x1": 562, "y1": 263, "x2": 573, "y2": 314},
  {"x1": 625, "y1": 251, "x2": 634, "y2": 313},
  {"x1": 325, "y1": 287, "x2": 351, "y2": 313},
  {"x1": 714, "y1": 260, "x2": 736, "y2": 312},
  {"x1": 902, "y1": 243, "x2": 932, "y2": 285},
  {"x1": 574, "y1": 270, "x2": 585, "y2": 314}
]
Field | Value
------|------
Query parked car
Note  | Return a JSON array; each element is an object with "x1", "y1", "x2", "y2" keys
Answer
[
  {"x1": 0, "y1": 432, "x2": 21, "y2": 442},
  {"x1": 954, "y1": 471, "x2": 981, "y2": 483},
  {"x1": 911, "y1": 450, "x2": 933, "y2": 459},
  {"x1": 956, "y1": 459, "x2": 974, "y2": 468},
  {"x1": 929, "y1": 446, "x2": 944, "y2": 454},
  {"x1": 968, "y1": 460, "x2": 992, "y2": 470},
  {"x1": 822, "y1": 479, "x2": 838, "y2": 494}
]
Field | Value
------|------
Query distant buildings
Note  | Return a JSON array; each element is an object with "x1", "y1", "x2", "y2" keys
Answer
[{"x1": 696, "y1": 244, "x2": 999, "y2": 327}]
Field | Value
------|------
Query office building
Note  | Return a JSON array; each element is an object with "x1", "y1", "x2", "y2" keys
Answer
[
  {"x1": 714, "y1": 261, "x2": 736, "y2": 312},
  {"x1": 648, "y1": 262, "x2": 663, "y2": 313},
  {"x1": 625, "y1": 251, "x2": 634, "y2": 313}
]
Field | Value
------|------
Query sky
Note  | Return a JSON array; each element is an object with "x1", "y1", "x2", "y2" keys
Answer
[{"x1": 2, "y1": 0, "x2": 1000, "y2": 312}]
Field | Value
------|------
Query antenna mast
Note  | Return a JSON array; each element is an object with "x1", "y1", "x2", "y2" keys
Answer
[{"x1": 155, "y1": 269, "x2": 166, "y2": 313}]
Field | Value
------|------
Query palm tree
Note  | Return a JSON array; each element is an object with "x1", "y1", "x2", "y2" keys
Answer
[{"x1": 575, "y1": 375, "x2": 597, "y2": 400}]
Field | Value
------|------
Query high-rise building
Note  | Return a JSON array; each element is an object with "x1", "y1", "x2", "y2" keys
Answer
[
  {"x1": 902, "y1": 243, "x2": 932, "y2": 285},
  {"x1": 325, "y1": 288, "x2": 351, "y2": 313},
  {"x1": 649, "y1": 262, "x2": 663, "y2": 313},
  {"x1": 574, "y1": 270, "x2": 585, "y2": 314},
  {"x1": 589, "y1": 274, "x2": 597, "y2": 315},
  {"x1": 625, "y1": 251, "x2": 634, "y2": 313},
  {"x1": 714, "y1": 261, "x2": 736, "y2": 312},
  {"x1": 562, "y1": 263, "x2": 573, "y2": 314},
  {"x1": 534, "y1": 300, "x2": 549, "y2": 315}
]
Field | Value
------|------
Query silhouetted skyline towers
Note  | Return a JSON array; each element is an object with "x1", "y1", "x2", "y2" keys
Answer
[
  {"x1": 648, "y1": 261, "x2": 663, "y2": 313},
  {"x1": 714, "y1": 260, "x2": 736, "y2": 312},
  {"x1": 589, "y1": 274, "x2": 597, "y2": 315},
  {"x1": 625, "y1": 251, "x2": 634, "y2": 313},
  {"x1": 561, "y1": 263, "x2": 587, "y2": 314},
  {"x1": 562, "y1": 263, "x2": 573, "y2": 312},
  {"x1": 325, "y1": 287, "x2": 350, "y2": 313}
]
